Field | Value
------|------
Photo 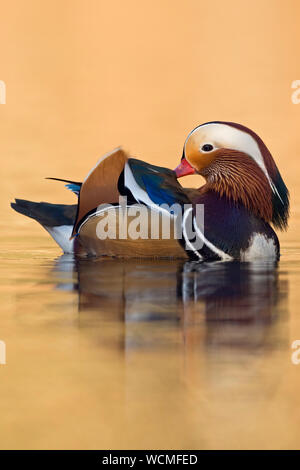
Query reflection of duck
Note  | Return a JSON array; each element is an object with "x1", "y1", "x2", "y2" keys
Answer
[
  {"x1": 180, "y1": 261, "x2": 288, "y2": 351},
  {"x1": 53, "y1": 256, "x2": 288, "y2": 351},
  {"x1": 12, "y1": 122, "x2": 289, "y2": 260},
  {"x1": 51, "y1": 257, "x2": 289, "y2": 446},
  {"x1": 181, "y1": 261, "x2": 282, "y2": 321}
]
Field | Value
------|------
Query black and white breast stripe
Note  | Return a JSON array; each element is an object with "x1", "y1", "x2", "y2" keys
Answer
[{"x1": 181, "y1": 208, "x2": 233, "y2": 261}]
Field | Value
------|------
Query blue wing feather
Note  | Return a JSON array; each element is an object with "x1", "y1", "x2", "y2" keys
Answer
[
  {"x1": 46, "y1": 178, "x2": 82, "y2": 197},
  {"x1": 141, "y1": 174, "x2": 179, "y2": 206},
  {"x1": 126, "y1": 159, "x2": 190, "y2": 211},
  {"x1": 65, "y1": 183, "x2": 81, "y2": 195}
]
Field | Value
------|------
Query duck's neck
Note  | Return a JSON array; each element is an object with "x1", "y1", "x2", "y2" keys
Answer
[{"x1": 199, "y1": 151, "x2": 273, "y2": 223}]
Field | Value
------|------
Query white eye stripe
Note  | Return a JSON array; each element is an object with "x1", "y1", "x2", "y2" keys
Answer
[
  {"x1": 185, "y1": 122, "x2": 276, "y2": 196},
  {"x1": 196, "y1": 123, "x2": 268, "y2": 174}
]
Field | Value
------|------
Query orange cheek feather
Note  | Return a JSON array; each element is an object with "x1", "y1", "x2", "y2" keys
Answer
[{"x1": 185, "y1": 138, "x2": 217, "y2": 174}]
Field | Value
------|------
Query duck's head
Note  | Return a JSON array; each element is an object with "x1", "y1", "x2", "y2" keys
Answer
[{"x1": 174, "y1": 121, "x2": 289, "y2": 230}]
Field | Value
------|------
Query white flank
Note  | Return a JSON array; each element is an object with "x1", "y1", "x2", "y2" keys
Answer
[
  {"x1": 240, "y1": 233, "x2": 277, "y2": 261},
  {"x1": 44, "y1": 225, "x2": 74, "y2": 254}
]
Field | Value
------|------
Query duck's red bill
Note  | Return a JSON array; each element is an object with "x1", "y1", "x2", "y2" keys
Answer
[{"x1": 174, "y1": 158, "x2": 195, "y2": 178}]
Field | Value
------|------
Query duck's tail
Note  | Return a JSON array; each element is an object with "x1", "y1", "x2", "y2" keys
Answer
[{"x1": 11, "y1": 199, "x2": 77, "y2": 253}]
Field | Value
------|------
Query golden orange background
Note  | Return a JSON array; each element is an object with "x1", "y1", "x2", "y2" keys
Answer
[
  {"x1": 1, "y1": 0, "x2": 299, "y2": 219},
  {"x1": 0, "y1": 0, "x2": 300, "y2": 450}
]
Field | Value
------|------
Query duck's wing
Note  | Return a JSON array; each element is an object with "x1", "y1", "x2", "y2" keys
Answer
[
  {"x1": 72, "y1": 153, "x2": 198, "y2": 239},
  {"x1": 72, "y1": 148, "x2": 129, "y2": 236},
  {"x1": 124, "y1": 158, "x2": 192, "y2": 210}
]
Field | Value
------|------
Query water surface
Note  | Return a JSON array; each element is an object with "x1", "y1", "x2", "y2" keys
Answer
[{"x1": 1, "y1": 229, "x2": 300, "y2": 449}]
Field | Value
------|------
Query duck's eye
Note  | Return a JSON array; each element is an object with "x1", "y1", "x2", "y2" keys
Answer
[{"x1": 201, "y1": 144, "x2": 214, "y2": 152}]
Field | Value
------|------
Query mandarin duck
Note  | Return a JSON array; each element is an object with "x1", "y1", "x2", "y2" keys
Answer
[{"x1": 11, "y1": 121, "x2": 289, "y2": 261}]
